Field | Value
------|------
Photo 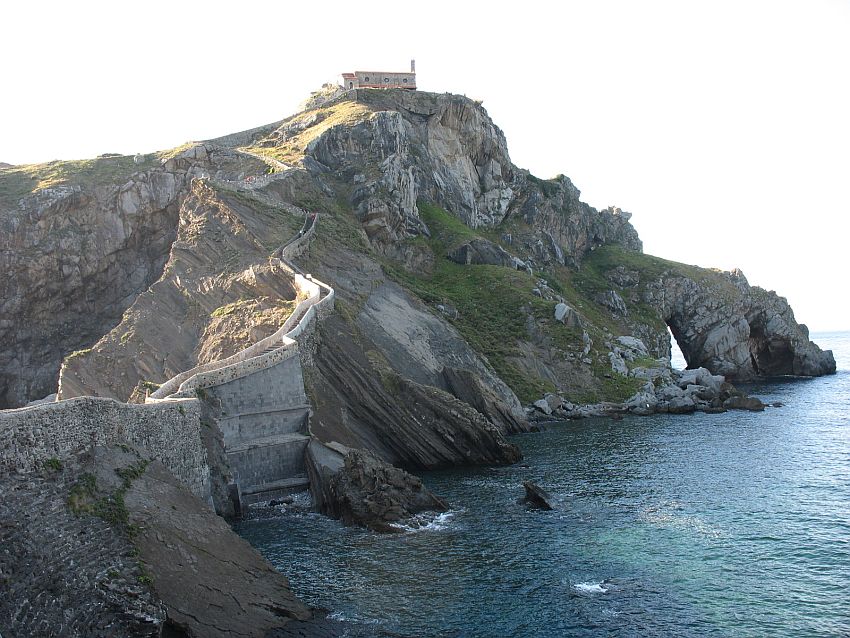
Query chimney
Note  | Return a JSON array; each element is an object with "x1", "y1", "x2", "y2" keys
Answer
[{"x1": 411, "y1": 59, "x2": 416, "y2": 73}]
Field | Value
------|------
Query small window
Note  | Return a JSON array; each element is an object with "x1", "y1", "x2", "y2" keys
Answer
[
  {"x1": 384, "y1": 77, "x2": 389, "y2": 83},
  {"x1": 403, "y1": 78, "x2": 408, "y2": 83},
  {"x1": 349, "y1": 82, "x2": 353, "y2": 88},
  {"x1": 364, "y1": 76, "x2": 369, "y2": 82}
]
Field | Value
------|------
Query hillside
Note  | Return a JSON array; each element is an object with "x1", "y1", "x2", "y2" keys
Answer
[
  {"x1": 0, "y1": 88, "x2": 833, "y2": 414},
  {"x1": 0, "y1": 86, "x2": 838, "y2": 637}
]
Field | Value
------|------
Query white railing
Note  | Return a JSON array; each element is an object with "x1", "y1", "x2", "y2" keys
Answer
[{"x1": 148, "y1": 213, "x2": 333, "y2": 402}]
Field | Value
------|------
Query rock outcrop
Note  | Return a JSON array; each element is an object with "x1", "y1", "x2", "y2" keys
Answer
[
  {"x1": 307, "y1": 442, "x2": 448, "y2": 533},
  {"x1": 57, "y1": 179, "x2": 303, "y2": 402},
  {"x1": 0, "y1": 445, "x2": 323, "y2": 638},
  {"x1": 307, "y1": 314, "x2": 522, "y2": 470},
  {"x1": 0, "y1": 146, "x2": 274, "y2": 408},
  {"x1": 638, "y1": 266, "x2": 834, "y2": 379},
  {"x1": 521, "y1": 481, "x2": 555, "y2": 510}
]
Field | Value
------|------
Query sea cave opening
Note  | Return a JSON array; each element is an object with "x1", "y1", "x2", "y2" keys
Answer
[{"x1": 667, "y1": 324, "x2": 689, "y2": 371}]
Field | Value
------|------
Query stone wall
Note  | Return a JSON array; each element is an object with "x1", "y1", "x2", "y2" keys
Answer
[
  {"x1": 209, "y1": 355, "x2": 309, "y2": 444},
  {"x1": 0, "y1": 397, "x2": 210, "y2": 501},
  {"x1": 149, "y1": 273, "x2": 320, "y2": 400}
]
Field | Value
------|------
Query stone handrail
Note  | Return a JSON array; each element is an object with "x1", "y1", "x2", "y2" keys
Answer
[{"x1": 148, "y1": 212, "x2": 332, "y2": 401}]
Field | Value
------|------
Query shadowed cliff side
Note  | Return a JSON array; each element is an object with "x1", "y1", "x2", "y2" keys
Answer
[
  {"x1": 0, "y1": 445, "x2": 328, "y2": 638},
  {"x1": 0, "y1": 147, "x2": 272, "y2": 408},
  {"x1": 57, "y1": 179, "x2": 304, "y2": 402}
]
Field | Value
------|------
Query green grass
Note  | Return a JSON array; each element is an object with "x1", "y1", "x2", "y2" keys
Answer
[
  {"x1": 384, "y1": 203, "x2": 576, "y2": 402},
  {"x1": 418, "y1": 201, "x2": 478, "y2": 250},
  {"x1": 383, "y1": 203, "x2": 669, "y2": 404},
  {"x1": 0, "y1": 155, "x2": 159, "y2": 209},
  {"x1": 67, "y1": 459, "x2": 150, "y2": 537}
]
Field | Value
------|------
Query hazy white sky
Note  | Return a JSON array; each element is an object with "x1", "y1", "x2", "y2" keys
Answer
[{"x1": 3, "y1": 0, "x2": 848, "y2": 330}]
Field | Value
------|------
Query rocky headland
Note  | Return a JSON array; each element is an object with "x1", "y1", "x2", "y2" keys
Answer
[{"x1": 0, "y1": 86, "x2": 835, "y2": 635}]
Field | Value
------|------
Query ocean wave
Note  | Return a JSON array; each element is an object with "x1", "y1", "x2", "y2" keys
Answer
[
  {"x1": 389, "y1": 509, "x2": 462, "y2": 533},
  {"x1": 327, "y1": 610, "x2": 384, "y2": 625},
  {"x1": 572, "y1": 580, "x2": 611, "y2": 595}
]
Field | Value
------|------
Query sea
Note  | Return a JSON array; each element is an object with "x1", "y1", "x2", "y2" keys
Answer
[{"x1": 235, "y1": 332, "x2": 850, "y2": 637}]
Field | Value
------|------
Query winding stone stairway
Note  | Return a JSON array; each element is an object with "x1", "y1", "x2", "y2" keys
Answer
[{"x1": 147, "y1": 211, "x2": 334, "y2": 510}]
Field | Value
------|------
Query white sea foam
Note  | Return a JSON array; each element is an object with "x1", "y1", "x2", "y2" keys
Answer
[
  {"x1": 572, "y1": 581, "x2": 610, "y2": 594},
  {"x1": 327, "y1": 610, "x2": 384, "y2": 625},
  {"x1": 389, "y1": 509, "x2": 460, "y2": 533}
]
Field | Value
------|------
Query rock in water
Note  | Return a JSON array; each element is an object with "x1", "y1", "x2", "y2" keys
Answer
[
  {"x1": 308, "y1": 443, "x2": 449, "y2": 533},
  {"x1": 522, "y1": 480, "x2": 555, "y2": 510},
  {"x1": 723, "y1": 395, "x2": 765, "y2": 411}
]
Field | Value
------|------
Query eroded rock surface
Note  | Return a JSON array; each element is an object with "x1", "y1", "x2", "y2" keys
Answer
[
  {"x1": 307, "y1": 314, "x2": 521, "y2": 470},
  {"x1": 307, "y1": 442, "x2": 448, "y2": 532},
  {"x1": 642, "y1": 269, "x2": 835, "y2": 380},
  {"x1": 0, "y1": 444, "x2": 320, "y2": 638}
]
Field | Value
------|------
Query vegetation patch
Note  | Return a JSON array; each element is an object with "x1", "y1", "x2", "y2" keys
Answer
[
  {"x1": 68, "y1": 459, "x2": 150, "y2": 537},
  {"x1": 0, "y1": 154, "x2": 158, "y2": 208},
  {"x1": 240, "y1": 100, "x2": 374, "y2": 167}
]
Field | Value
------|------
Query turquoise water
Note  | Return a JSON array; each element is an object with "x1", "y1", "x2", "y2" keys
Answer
[{"x1": 236, "y1": 332, "x2": 850, "y2": 637}]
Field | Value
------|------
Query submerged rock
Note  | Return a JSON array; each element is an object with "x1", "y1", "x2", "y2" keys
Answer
[{"x1": 723, "y1": 395, "x2": 765, "y2": 411}]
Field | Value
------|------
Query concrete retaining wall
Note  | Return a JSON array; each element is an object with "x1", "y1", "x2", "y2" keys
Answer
[
  {"x1": 0, "y1": 397, "x2": 211, "y2": 500},
  {"x1": 207, "y1": 354, "x2": 309, "y2": 444},
  {"x1": 227, "y1": 437, "x2": 309, "y2": 493}
]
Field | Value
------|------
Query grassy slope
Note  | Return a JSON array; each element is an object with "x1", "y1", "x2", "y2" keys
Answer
[
  {"x1": 238, "y1": 100, "x2": 375, "y2": 168},
  {"x1": 0, "y1": 145, "x2": 203, "y2": 210},
  {"x1": 381, "y1": 203, "x2": 650, "y2": 403}
]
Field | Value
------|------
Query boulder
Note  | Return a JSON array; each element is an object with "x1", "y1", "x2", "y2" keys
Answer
[
  {"x1": 658, "y1": 384, "x2": 684, "y2": 401},
  {"x1": 533, "y1": 399, "x2": 553, "y2": 415},
  {"x1": 676, "y1": 367, "x2": 724, "y2": 394},
  {"x1": 554, "y1": 302, "x2": 582, "y2": 327},
  {"x1": 608, "y1": 351, "x2": 629, "y2": 376},
  {"x1": 595, "y1": 290, "x2": 628, "y2": 316},
  {"x1": 666, "y1": 396, "x2": 697, "y2": 414},
  {"x1": 544, "y1": 392, "x2": 563, "y2": 411},
  {"x1": 307, "y1": 443, "x2": 449, "y2": 533},
  {"x1": 521, "y1": 481, "x2": 554, "y2": 510},
  {"x1": 616, "y1": 336, "x2": 649, "y2": 358},
  {"x1": 447, "y1": 238, "x2": 514, "y2": 267}
]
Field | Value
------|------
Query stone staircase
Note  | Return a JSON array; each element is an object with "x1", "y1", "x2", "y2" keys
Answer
[{"x1": 147, "y1": 211, "x2": 335, "y2": 511}]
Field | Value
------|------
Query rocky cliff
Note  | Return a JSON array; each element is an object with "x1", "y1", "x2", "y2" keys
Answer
[
  {"x1": 0, "y1": 85, "x2": 837, "y2": 637},
  {"x1": 0, "y1": 147, "x2": 275, "y2": 408},
  {"x1": 0, "y1": 445, "x2": 323, "y2": 637},
  {"x1": 1, "y1": 87, "x2": 834, "y2": 426}
]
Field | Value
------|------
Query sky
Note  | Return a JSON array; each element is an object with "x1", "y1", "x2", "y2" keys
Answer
[{"x1": 3, "y1": 0, "x2": 848, "y2": 331}]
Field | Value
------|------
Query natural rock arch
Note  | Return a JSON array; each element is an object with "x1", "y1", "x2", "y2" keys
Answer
[{"x1": 645, "y1": 270, "x2": 834, "y2": 380}]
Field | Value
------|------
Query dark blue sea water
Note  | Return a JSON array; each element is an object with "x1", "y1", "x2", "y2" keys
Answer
[{"x1": 236, "y1": 332, "x2": 850, "y2": 637}]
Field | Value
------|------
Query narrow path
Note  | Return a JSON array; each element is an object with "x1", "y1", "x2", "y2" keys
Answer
[{"x1": 147, "y1": 208, "x2": 334, "y2": 510}]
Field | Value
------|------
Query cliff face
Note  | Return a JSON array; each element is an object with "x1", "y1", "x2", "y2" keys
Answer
[
  {"x1": 643, "y1": 269, "x2": 835, "y2": 379},
  {"x1": 57, "y1": 179, "x2": 302, "y2": 402},
  {"x1": 0, "y1": 445, "x2": 315, "y2": 637},
  {"x1": 0, "y1": 172, "x2": 182, "y2": 408},
  {"x1": 0, "y1": 88, "x2": 834, "y2": 417},
  {"x1": 0, "y1": 147, "x2": 273, "y2": 408}
]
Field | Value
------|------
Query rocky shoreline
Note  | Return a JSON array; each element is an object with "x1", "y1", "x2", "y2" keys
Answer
[{"x1": 0, "y1": 86, "x2": 837, "y2": 636}]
